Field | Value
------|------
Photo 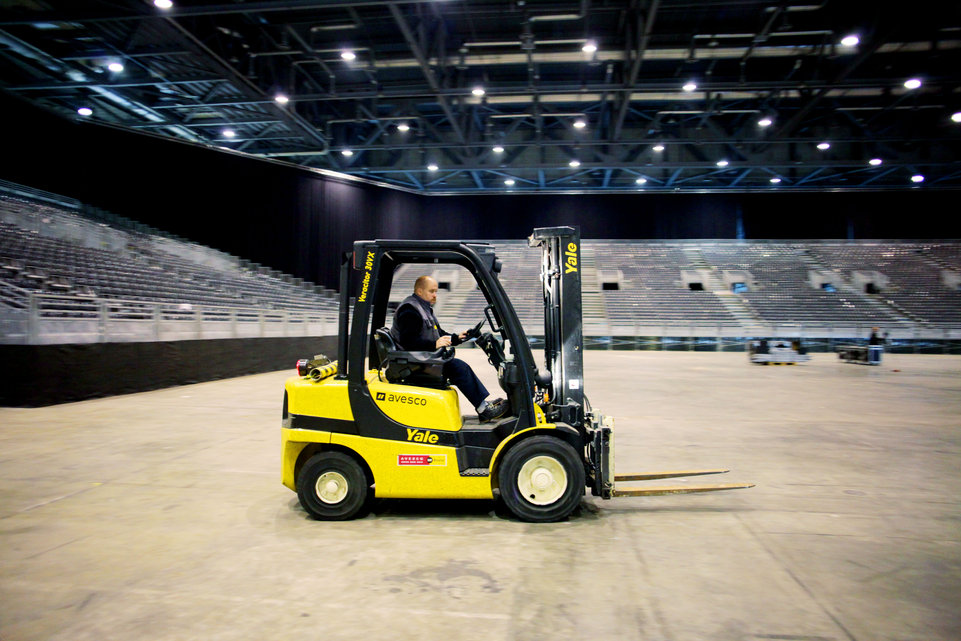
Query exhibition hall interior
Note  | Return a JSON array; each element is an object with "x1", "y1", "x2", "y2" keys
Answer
[{"x1": 0, "y1": 1, "x2": 959, "y2": 641}]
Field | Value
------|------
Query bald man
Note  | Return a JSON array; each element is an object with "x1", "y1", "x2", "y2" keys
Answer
[{"x1": 391, "y1": 275, "x2": 509, "y2": 422}]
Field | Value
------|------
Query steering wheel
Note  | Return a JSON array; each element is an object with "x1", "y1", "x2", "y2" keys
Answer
[
  {"x1": 462, "y1": 318, "x2": 486, "y2": 342},
  {"x1": 435, "y1": 319, "x2": 486, "y2": 359}
]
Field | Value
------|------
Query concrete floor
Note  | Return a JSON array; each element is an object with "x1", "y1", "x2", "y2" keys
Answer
[{"x1": 1, "y1": 351, "x2": 959, "y2": 641}]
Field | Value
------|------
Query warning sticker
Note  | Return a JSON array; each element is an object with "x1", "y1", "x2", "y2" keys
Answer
[{"x1": 398, "y1": 454, "x2": 447, "y2": 467}]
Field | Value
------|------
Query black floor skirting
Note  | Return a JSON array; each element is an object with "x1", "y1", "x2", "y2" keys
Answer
[{"x1": 0, "y1": 336, "x2": 337, "y2": 407}]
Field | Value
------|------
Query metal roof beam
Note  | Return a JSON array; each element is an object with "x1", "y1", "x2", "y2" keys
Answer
[
  {"x1": 132, "y1": 118, "x2": 281, "y2": 129},
  {"x1": 161, "y1": 16, "x2": 330, "y2": 152},
  {"x1": 388, "y1": 3, "x2": 467, "y2": 146},
  {"x1": 7, "y1": 76, "x2": 228, "y2": 91},
  {"x1": 0, "y1": 1, "x2": 445, "y2": 25},
  {"x1": 326, "y1": 158, "x2": 953, "y2": 174},
  {"x1": 612, "y1": 0, "x2": 659, "y2": 142},
  {"x1": 773, "y1": 23, "x2": 887, "y2": 141}
]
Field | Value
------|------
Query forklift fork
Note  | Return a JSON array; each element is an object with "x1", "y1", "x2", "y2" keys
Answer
[
  {"x1": 590, "y1": 422, "x2": 753, "y2": 499},
  {"x1": 612, "y1": 469, "x2": 755, "y2": 497}
]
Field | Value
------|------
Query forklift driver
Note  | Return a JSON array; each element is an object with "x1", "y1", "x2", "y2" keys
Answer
[{"x1": 392, "y1": 275, "x2": 509, "y2": 423}]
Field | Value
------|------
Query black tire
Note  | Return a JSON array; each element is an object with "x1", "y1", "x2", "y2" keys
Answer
[
  {"x1": 297, "y1": 451, "x2": 371, "y2": 520},
  {"x1": 497, "y1": 436, "x2": 585, "y2": 523}
]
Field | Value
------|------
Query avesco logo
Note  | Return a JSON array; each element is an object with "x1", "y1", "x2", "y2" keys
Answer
[{"x1": 375, "y1": 391, "x2": 427, "y2": 406}]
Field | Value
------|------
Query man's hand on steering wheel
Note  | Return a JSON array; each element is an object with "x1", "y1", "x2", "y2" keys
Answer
[{"x1": 461, "y1": 319, "x2": 486, "y2": 342}]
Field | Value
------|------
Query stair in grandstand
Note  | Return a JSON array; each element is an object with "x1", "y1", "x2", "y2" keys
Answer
[
  {"x1": 681, "y1": 245, "x2": 761, "y2": 331},
  {"x1": 713, "y1": 291, "x2": 763, "y2": 330},
  {"x1": 920, "y1": 250, "x2": 956, "y2": 272}
]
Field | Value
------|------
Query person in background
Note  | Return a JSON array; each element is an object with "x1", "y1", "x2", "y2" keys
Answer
[{"x1": 868, "y1": 327, "x2": 883, "y2": 364}]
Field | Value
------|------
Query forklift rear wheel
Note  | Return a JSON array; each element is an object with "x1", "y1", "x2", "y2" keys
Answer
[
  {"x1": 498, "y1": 436, "x2": 585, "y2": 523},
  {"x1": 297, "y1": 452, "x2": 371, "y2": 520}
]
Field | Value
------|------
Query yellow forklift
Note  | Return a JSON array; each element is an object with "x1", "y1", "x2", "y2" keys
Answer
[{"x1": 281, "y1": 227, "x2": 752, "y2": 522}]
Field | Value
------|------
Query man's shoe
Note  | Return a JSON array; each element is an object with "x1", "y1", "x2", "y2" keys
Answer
[{"x1": 479, "y1": 398, "x2": 509, "y2": 423}]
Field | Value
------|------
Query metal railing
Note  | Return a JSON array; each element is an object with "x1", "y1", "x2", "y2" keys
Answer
[
  {"x1": 0, "y1": 290, "x2": 337, "y2": 344},
  {"x1": 2, "y1": 287, "x2": 959, "y2": 347}
]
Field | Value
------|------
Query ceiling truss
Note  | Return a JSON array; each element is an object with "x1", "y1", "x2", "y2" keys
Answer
[{"x1": 1, "y1": 0, "x2": 959, "y2": 193}]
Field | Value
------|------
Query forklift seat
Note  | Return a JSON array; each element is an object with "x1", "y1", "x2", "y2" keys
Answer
[{"x1": 373, "y1": 327, "x2": 451, "y2": 390}]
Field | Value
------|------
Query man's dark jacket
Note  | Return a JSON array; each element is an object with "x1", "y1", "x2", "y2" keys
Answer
[{"x1": 390, "y1": 294, "x2": 462, "y2": 351}]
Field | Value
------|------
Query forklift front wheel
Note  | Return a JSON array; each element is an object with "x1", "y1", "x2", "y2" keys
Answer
[
  {"x1": 498, "y1": 436, "x2": 585, "y2": 523},
  {"x1": 297, "y1": 452, "x2": 371, "y2": 520}
]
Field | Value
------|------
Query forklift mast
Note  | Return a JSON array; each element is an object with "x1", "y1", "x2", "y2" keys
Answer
[{"x1": 529, "y1": 226, "x2": 585, "y2": 431}]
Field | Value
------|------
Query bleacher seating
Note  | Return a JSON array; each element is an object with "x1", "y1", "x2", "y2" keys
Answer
[
  {"x1": 698, "y1": 243, "x2": 900, "y2": 324},
  {"x1": 456, "y1": 242, "x2": 543, "y2": 330},
  {"x1": 808, "y1": 243, "x2": 961, "y2": 324},
  {"x1": 384, "y1": 238, "x2": 959, "y2": 334},
  {"x1": 0, "y1": 195, "x2": 337, "y2": 318},
  {"x1": 3, "y1": 186, "x2": 959, "y2": 339},
  {"x1": 592, "y1": 242, "x2": 739, "y2": 326}
]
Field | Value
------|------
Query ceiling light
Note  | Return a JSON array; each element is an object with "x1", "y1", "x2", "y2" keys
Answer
[
  {"x1": 840, "y1": 34, "x2": 859, "y2": 47},
  {"x1": 757, "y1": 117, "x2": 773, "y2": 127},
  {"x1": 903, "y1": 78, "x2": 922, "y2": 90},
  {"x1": 341, "y1": 50, "x2": 356, "y2": 62},
  {"x1": 107, "y1": 62, "x2": 124, "y2": 73},
  {"x1": 573, "y1": 119, "x2": 587, "y2": 129},
  {"x1": 341, "y1": 149, "x2": 353, "y2": 157},
  {"x1": 635, "y1": 178, "x2": 647, "y2": 185},
  {"x1": 471, "y1": 86, "x2": 485, "y2": 97},
  {"x1": 716, "y1": 159, "x2": 729, "y2": 167},
  {"x1": 582, "y1": 41, "x2": 597, "y2": 54},
  {"x1": 427, "y1": 163, "x2": 438, "y2": 171},
  {"x1": 682, "y1": 81, "x2": 697, "y2": 92},
  {"x1": 222, "y1": 129, "x2": 236, "y2": 138},
  {"x1": 652, "y1": 144, "x2": 665, "y2": 152},
  {"x1": 504, "y1": 179, "x2": 515, "y2": 186},
  {"x1": 154, "y1": 0, "x2": 173, "y2": 9},
  {"x1": 77, "y1": 107, "x2": 93, "y2": 116},
  {"x1": 397, "y1": 123, "x2": 410, "y2": 132},
  {"x1": 911, "y1": 174, "x2": 924, "y2": 183},
  {"x1": 817, "y1": 142, "x2": 831, "y2": 150},
  {"x1": 492, "y1": 145, "x2": 504, "y2": 153},
  {"x1": 569, "y1": 159, "x2": 581, "y2": 168},
  {"x1": 869, "y1": 158, "x2": 883, "y2": 166},
  {"x1": 952, "y1": 112, "x2": 961, "y2": 123},
  {"x1": 770, "y1": 177, "x2": 782, "y2": 184},
  {"x1": 274, "y1": 94, "x2": 289, "y2": 105}
]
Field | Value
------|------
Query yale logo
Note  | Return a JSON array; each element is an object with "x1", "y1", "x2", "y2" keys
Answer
[
  {"x1": 376, "y1": 391, "x2": 427, "y2": 406},
  {"x1": 357, "y1": 250, "x2": 375, "y2": 302},
  {"x1": 565, "y1": 242, "x2": 578, "y2": 274},
  {"x1": 406, "y1": 428, "x2": 439, "y2": 444}
]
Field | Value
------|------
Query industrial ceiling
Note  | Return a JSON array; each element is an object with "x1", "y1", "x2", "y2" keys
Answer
[{"x1": 1, "y1": 0, "x2": 960, "y2": 194}]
